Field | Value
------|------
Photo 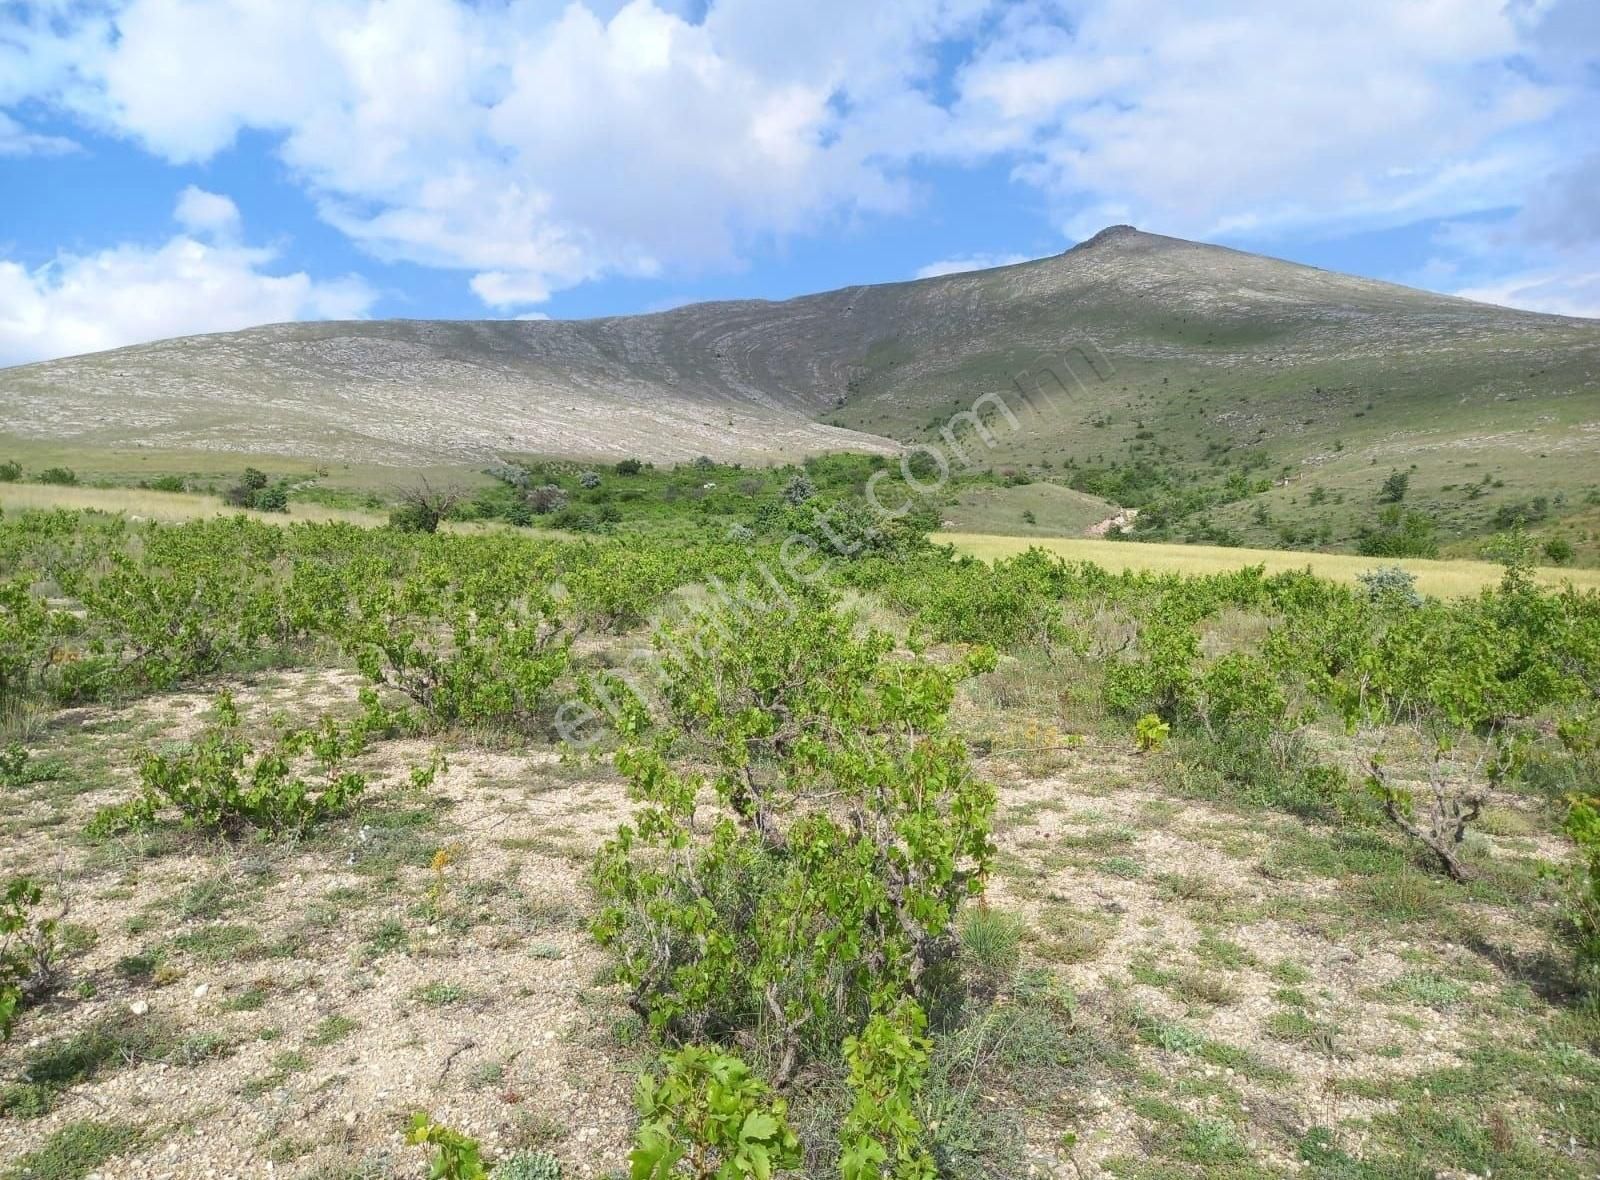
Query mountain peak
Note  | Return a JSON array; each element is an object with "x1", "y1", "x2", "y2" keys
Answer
[{"x1": 1076, "y1": 224, "x2": 1144, "y2": 249}]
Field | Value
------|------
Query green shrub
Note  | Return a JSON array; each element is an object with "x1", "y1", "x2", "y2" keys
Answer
[
  {"x1": 782, "y1": 473, "x2": 815, "y2": 504},
  {"x1": 1543, "y1": 536, "x2": 1575, "y2": 565},
  {"x1": 139, "y1": 475, "x2": 186, "y2": 493},
  {"x1": 615, "y1": 459, "x2": 644, "y2": 475},
  {"x1": 1357, "y1": 565, "x2": 1422, "y2": 608},
  {"x1": 252, "y1": 483, "x2": 290, "y2": 513},
  {"x1": 35, "y1": 467, "x2": 77, "y2": 486},
  {"x1": 629, "y1": 1046, "x2": 801, "y2": 1179},
  {"x1": 1564, "y1": 791, "x2": 1600, "y2": 1003},
  {"x1": 344, "y1": 557, "x2": 572, "y2": 730},
  {"x1": 593, "y1": 600, "x2": 995, "y2": 1076},
  {"x1": 840, "y1": 1001, "x2": 937, "y2": 1180},
  {"x1": 407, "y1": 1113, "x2": 487, "y2": 1180},
  {"x1": 88, "y1": 691, "x2": 382, "y2": 840},
  {"x1": 1135, "y1": 713, "x2": 1170, "y2": 752},
  {"x1": 0, "y1": 461, "x2": 21, "y2": 483},
  {"x1": 1378, "y1": 469, "x2": 1410, "y2": 503},
  {"x1": 1357, "y1": 507, "x2": 1437, "y2": 557},
  {"x1": 1, "y1": 877, "x2": 60, "y2": 1041}
]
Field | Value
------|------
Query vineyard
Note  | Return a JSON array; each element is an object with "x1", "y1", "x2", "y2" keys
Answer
[{"x1": 0, "y1": 505, "x2": 1597, "y2": 1179}]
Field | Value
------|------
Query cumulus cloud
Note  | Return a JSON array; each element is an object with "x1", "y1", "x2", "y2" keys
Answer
[
  {"x1": 173, "y1": 186, "x2": 242, "y2": 237},
  {"x1": 914, "y1": 252, "x2": 1031, "y2": 278},
  {"x1": 948, "y1": 0, "x2": 1565, "y2": 241},
  {"x1": 2, "y1": 0, "x2": 1595, "y2": 315},
  {"x1": 0, "y1": 189, "x2": 374, "y2": 367}
]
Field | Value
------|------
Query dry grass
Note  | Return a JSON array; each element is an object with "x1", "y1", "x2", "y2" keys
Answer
[
  {"x1": 0, "y1": 483, "x2": 385, "y2": 526},
  {"x1": 937, "y1": 531, "x2": 1600, "y2": 598},
  {"x1": 0, "y1": 484, "x2": 557, "y2": 536}
]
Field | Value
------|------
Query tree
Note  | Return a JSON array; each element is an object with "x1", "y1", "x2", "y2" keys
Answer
[
  {"x1": 1543, "y1": 536, "x2": 1575, "y2": 565},
  {"x1": 390, "y1": 478, "x2": 464, "y2": 534},
  {"x1": 1378, "y1": 470, "x2": 1410, "y2": 504}
]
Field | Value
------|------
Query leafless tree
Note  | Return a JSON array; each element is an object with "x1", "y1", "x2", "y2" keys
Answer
[{"x1": 392, "y1": 477, "x2": 465, "y2": 533}]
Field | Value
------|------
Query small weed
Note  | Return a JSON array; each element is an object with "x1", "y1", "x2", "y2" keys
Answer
[
  {"x1": 308, "y1": 1014, "x2": 360, "y2": 1047},
  {"x1": 413, "y1": 981, "x2": 469, "y2": 1007}
]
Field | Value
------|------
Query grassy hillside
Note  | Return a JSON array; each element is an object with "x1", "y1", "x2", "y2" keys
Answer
[{"x1": 4, "y1": 224, "x2": 1596, "y2": 554}]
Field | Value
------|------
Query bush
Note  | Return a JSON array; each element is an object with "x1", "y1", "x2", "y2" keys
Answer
[
  {"x1": 240, "y1": 467, "x2": 269, "y2": 491},
  {"x1": 1357, "y1": 565, "x2": 1422, "y2": 607},
  {"x1": 88, "y1": 691, "x2": 383, "y2": 840},
  {"x1": 1565, "y1": 792, "x2": 1600, "y2": 1003},
  {"x1": 0, "y1": 460, "x2": 21, "y2": 482},
  {"x1": 1, "y1": 877, "x2": 60, "y2": 1041},
  {"x1": 615, "y1": 459, "x2": 644, "y2": 476},
  {"x1": 840, "y1": 1001, "x2": 937, "y2": 1179},
  {"x1": 252, "y1": 483, "x2": 289, "y2": 513},
  {"x1": 630, "y1": 1046, "x2": 801, "y2": 1179},
  {"x1": 1543, "y1": 536, "x2": 1575, "y2": 565},
  {"x1": 407, "y1": 1114, "x2": 487, "y2": 1180},
  {"x1": 139, "y1": 475, "x2": 186, "y2": 493},
  {"x1": 1356, "y1": 507, "x2": 1438, "y2": 558},
  {"x1": 35, "y1": 467, "x2": 77, "y2": 486},
  {"x1": 1378, "y1": 470, "x2": 1410, "y2": 503},
  {"x1": 578, "y1": 471, "x2": 601, "y2": 489},
  {"x1": 527, "y1": 485, "x2": 569, "y2": 515},
  {"x1": 782, "y1": 473, "x2": 816, "y2": 504},
  {"x1": 345, "y1": 556, "x2": 572, "y2": 730},
  {"x1": 593, "y1": 600, "x2": 996, "y2": 1080},
  {"x1": 1135, "y1": 713, "x2": 1170, "y2": 751}
]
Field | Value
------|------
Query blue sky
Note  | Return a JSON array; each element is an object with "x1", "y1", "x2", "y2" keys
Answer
[{"x1": 2, "y1": 0, "x2": 1597, "y2": 366}]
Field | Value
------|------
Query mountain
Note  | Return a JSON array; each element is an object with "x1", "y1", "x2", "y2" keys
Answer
[{"x1": 3, "y1": 226, "x2": 1597, "y2": 544}]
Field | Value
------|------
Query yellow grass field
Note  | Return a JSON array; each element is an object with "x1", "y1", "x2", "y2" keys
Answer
[
  {"x1": 937, "y1": 530, "x2": 1600, "y2": 598},
  {"x1": 0, "y1": 483, "x2": 390, "y2": 526}
]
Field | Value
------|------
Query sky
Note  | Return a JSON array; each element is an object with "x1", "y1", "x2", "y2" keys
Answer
[{"x1": 1, "y1": 0, "x2": 1597, "y2": 367}]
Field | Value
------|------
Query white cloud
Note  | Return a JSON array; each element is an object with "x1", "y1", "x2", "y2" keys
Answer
[
  {"x1": 10, "y1": 0, "x2": 982, "y2": 308},
  {"x1": 174, "y1": 186, "x2": 242, "y2": 237},
  {"x1": 1455, "y1": 267, "x2": 1600, "y2": 320},
  {"x1": 0, "y1": 189, "x2": 374, "y2": 367},
  {"x1": 914, "y1": 252, "x2": 1030, "y2": 278},
  {"x1": 3, "y1": 0, "x2": 1595, "y2": 313},
  {"x1": 0, "y1": 112, "x2": 78, "y2": 156},
  {"x1": 947, "y1": 0, "x2": 1569, "y2": 242}
]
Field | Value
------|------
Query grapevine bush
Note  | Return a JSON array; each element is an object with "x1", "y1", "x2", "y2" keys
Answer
[{"x1": 594, "y1": 592, "x2": 996, "y2": 1091}]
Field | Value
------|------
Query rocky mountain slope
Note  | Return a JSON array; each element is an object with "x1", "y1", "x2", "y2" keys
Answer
[{"x1": 3, "y1": 227, "x2": 1596, "y2": 478}]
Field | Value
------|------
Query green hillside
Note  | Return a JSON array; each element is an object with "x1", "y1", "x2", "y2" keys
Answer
[{"x1": 3, "y1": 224, "x2": 1596, "y2": 554}]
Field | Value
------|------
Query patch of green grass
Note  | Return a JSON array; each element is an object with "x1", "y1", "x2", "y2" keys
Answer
[
  {"x1": 15, "y1": 1014, "x2": 178, "y2": 1109},
  {"x1": 412, "y1": 981, "x2": 469, "y2": 1007},
  {"x1": 1264, "y1": 1009, "x2": 1341, "y2": 1054},
  {"x1": 2, "y1": 1121, "x2": 139, "y2": 1180},
  {"x1": 307, "y1": 1015, "x2": 359, "y2": 1047},
  {"x1": 1195, "y1": 933, "x2": 1256, "y2": 970},
  {"x1": 0, "y1": 1082, "x2": 53, "y2": 1119},
  {"x1": 114, "y1": 949, "x2": 162, "y2": 982},
  {"x1": 362, "y1": 918, "x2": 408, "y2": 958},
  {"x1": 960, "y1": 906, "x2": 1025, "y2": 985},
  {"x1": 170, "y1": 922, "x2": 260, "y2": 963},
  {"x1": 1269, "y1": 959, "x2": 1312, "y2": 986},
  {"x1": 1386, "y1": 971, "x2": 1469, "y2": 1009},
  {"x1": 223, "y1": 986, "x2": 269, "y2": 1012}
]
